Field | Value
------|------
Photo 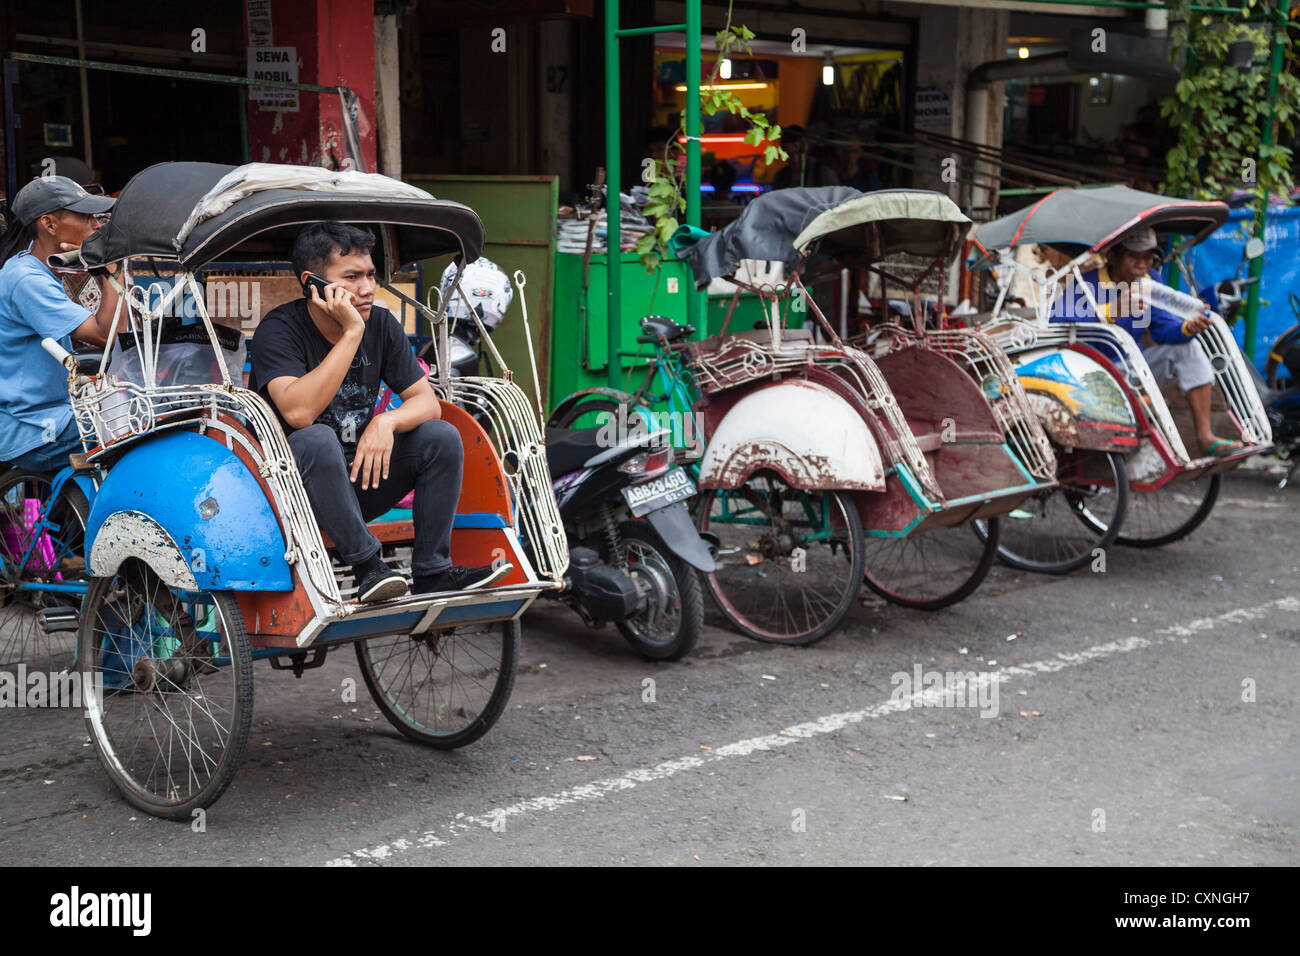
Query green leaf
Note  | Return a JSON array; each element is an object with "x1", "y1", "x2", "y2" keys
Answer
[
  {"x1": 636, "y1": 234, "x2": 656, "y2": 254},
  {"x1": 764, "y1": 145, "x2": 779, "y2": 164}
]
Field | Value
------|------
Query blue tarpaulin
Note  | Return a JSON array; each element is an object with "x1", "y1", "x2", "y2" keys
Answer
[{"x1": 1178, "y1": 205, "x2": 1300, "y2": 373}]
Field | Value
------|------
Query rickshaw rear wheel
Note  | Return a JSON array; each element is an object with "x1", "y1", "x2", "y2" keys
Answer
[
  {"x1": 862, "y1": 518, "x2": 1000, "y2": 610},
  {"x1": 695, "y1": 477, "x2": 864, "y2": 646},
  {"x1": 0, "y1": 469, "x2": 89, "y2": 674},
  {"x1": 983, "y1": 450, "x2": 1129, "y2": 574},
  {"x1": 356, "y1": 618, "x2": 520, "y2": 749},
  {"x1": 1113, "y1": 473, "x2": 1222, "y2": 548},
  {"x1": 79, "y1": 561, "x2": 253, "y2": 820}
]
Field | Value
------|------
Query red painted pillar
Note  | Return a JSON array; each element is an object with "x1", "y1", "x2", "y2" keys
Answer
[{"x1": 243, "y1": 0, "x2": 376, "y2": 171}]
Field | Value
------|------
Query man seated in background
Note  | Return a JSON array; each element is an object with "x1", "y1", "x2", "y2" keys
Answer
[
  {"x1": 249, "y1": 221, "x2": 510, "y2": 603},
  {"x1": 1050, "y1": 228, "x2": 1242, "y2": 457}
]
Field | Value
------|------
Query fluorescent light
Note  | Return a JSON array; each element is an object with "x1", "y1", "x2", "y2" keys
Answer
[
  {"x1": 720, "y1": 58, "x2": 732, "y2": 79},
  {"x1": 676, "y1": 133, "x2": 758, "y2": 143},
  {"x1": 822, "y1": 63, "x2": 834, "y2": 86},
  {"x1": 1018, "y1": 47, "x2": 1030, "y2": 59},
  {"x1": 674, "y1": 82, "x2": 769, "y2": 91}
]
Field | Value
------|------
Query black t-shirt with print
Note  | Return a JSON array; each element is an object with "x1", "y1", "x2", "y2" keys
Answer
[{"x1": 249, "y1": 299, "x2": 424, "y2": 458}]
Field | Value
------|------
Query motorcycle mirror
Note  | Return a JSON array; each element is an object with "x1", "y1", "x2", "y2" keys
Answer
[{"x1": 1246, "y1": 237, "x2": 1265, "y2": 260}]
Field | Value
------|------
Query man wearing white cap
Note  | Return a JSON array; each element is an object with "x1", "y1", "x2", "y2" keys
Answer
[
  {"x1": 1051, "y1": 226, "x2": 1242, "y2": 457},
  {"x1": 0, "y1": 176, "x2": 121, "y2": 472}
]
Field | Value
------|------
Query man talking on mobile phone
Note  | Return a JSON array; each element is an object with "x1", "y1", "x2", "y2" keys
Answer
[{"x1": 249, "y1": 221, "x2": 510, "y2": 603}]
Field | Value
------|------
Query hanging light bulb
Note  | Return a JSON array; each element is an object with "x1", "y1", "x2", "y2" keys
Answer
[
  {"x1": 822, "y1": 54, "x2": 834, "y2": 86},
  {"x1": 720, "y1": 57, "x2": 732, "y2": 79},
  {"x1": 1018, "y1": 47, "x2": 1030, "y2": 59}
]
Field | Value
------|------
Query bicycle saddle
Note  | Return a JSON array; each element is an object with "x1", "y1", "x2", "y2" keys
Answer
[{"x1": 637, "y1": 315, "x2": 695, "y2": 344}]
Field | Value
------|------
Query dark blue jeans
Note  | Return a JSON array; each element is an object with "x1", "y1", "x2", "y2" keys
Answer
[
  {"x1": 9, "y1": 418, "x2": 82, "y2": 473},
  {"x1": 287, "y1": 420, "x2": 462, "y2": 577}
]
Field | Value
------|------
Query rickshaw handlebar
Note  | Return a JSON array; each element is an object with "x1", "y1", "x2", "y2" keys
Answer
[{"x1": 41, "y1": 337, "x2": 74, "y2": 366}]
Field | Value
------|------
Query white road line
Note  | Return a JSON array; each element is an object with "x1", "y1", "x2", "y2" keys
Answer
[{"x1": 325, "y1": 596, "x2": 1299, "y2": 866}]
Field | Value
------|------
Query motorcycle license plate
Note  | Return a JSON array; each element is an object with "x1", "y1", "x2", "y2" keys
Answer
[{"x1": 622, "y1": 467, "x2": 695, "y2": 517}]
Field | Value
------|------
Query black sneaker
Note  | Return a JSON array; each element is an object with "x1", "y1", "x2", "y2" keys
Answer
[
  {"x1": 413, "y1": 562, "x2": 513, "y2": 594},
  {"x1": 353, "y1": 556, "x2": 409, "y2": 604}
]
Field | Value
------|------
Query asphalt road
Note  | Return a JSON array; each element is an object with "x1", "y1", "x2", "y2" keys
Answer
[{"x1": 2, "y1": 464, "x2": 1297, "y2": 866}]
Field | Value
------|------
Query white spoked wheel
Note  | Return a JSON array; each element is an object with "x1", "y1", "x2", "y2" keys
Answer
[
  {"x1": 356, "y1": 619, "x2": 520, "y2": 749},
  {"x1": 80, "y1": 558, "x2": 253, "y2": 820}
]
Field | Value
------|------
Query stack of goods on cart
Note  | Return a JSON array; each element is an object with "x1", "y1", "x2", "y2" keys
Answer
[{"x1": 555, "y1": 187, "x2": 654, "y2": 254}]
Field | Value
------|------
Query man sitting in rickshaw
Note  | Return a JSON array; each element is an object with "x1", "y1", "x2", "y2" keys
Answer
[
  {"x1": 249, "y1": 221, "x2": 509, "y2": 603},
  {"x1": 0, "y1": 176, "x2": 120, "y2": 473},
  {"x1": 1051, "y1": 227, "x2": 1242, "y2": 457}
]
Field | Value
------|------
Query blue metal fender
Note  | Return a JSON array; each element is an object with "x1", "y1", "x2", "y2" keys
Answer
[{"x1": 85, "y1": 430, "x2": 293, "y2": 591}]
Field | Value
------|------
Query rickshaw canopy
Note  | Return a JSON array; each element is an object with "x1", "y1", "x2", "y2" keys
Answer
[
  {"x1": 80, "y1": 161, "x2": 484, "y2": 277},
  {"x1": 684, "y1": 185, "x2": 861, "y2": 287},
  {"x1": 792, "y1": 189, "x2": 971, "y2": 267},
  {"x1": 970, "y1": 186, "x2": 1229, "y2": 263}
]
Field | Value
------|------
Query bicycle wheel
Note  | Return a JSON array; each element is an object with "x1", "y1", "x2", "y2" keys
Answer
[
  {"x1": 863, "y1": 518, "x2": 999, "y2": 610},
  {"x1": 0, "y1": 470, "x2": 89, "y2": 672},
  {"x1": 696, "y1": 474, "x2": 864, "y2": 645},
  {"x1": 80, "y1": 559, "x2": 253, "y2": 820},
  {"x1": 1114, "y1": 472, "x2": 1221, "y2": 548},
  {"x1": 357, "y1": 618, "x2": 520, "y2": 749},
  {"x1": 990, "y1": 451, "x2": 1129, "y2": 574}
]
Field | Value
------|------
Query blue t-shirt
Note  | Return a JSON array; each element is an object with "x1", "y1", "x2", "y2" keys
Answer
[
  {"x1": 0, "y1": 248, "x2": 90, "y2": 460},
  {"x1": 1049, "y1": 266, "x2": 1191, "y2": 347}
]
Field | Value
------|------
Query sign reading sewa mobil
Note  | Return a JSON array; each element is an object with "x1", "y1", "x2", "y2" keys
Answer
[{"x1": 247, "y1": 46, "x2": 299, "y2": 112}]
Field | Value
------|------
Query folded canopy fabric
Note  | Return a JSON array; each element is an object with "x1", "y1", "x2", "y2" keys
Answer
[
  {"x1": 80, "y1": 162, "x2": 484, "y2": 276},
  {"x1": 173, "y1": 163, "x2": 434, "y2": 250},
  {"x1": 684, "y1": 186, "x2": 862, "y2": 287}
]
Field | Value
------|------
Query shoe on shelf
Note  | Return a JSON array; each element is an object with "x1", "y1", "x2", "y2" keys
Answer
[
  {"x1": 413, "y1": 562, "x2": 513, "y2": 595},
  {"x1": 352, "y1": 555, "x2": 409, "y2": 604}
]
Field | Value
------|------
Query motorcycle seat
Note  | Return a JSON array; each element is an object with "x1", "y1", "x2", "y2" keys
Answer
[
  {"x1": 638, "y1": 315, "x2": 695, "y2": 344},
  {"x1": 544, "y1": 427, "x2": 608, "y2": 480}
]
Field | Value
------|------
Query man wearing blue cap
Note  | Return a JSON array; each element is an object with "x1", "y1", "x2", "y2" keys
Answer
[{"x1": 0, "y1": 176, "x2": 121, "y2": 472}]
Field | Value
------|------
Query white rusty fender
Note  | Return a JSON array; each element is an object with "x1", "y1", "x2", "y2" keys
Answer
[
  {"x1": 88, "y1": 510, "x2": 199, "y2": 590},
  {"x1": 698, "y1": 379, "x2": 886, "y2": 490}
]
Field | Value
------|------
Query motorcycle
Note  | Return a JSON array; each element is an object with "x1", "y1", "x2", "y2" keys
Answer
[
  {"x1": 544, "y1": 420, "x2": 715, "y2": 660},
  {"x1": 431, "y1": 257, "x2": 716, "y2": 660}
]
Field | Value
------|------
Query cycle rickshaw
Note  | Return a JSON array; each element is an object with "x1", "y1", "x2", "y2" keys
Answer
[
  {"x1": 969, "y1": 186, "x2": 1272, "y2": 572},
  {"x1": 41, "y1": 161, "x2": 568, "y2": 818},
  {"x1": 552, "y1": 188, "x2": 1056, "y2": 642}
]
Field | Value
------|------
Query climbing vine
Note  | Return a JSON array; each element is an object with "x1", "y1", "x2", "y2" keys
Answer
[
  {"x1": 638, "y1": 7, "x2": 787, "y2": 270},
  {"x1": 1160, "y1": 0, "x2": 1298, "y2": 202}
]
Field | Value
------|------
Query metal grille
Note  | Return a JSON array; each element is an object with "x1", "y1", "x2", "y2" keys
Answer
[
  {"x1": 981, "y1": 317, "x2": 1276, "y2": 466},
  {"x1": 70, "y1": 377, "x2": 344, "y2": 609},
  {"x1": 439, "y1": 376, "x2": 569, "y2": 586},
  {"x1": 681, "y1": 335, "x2": 940, "y2": 499},
  {"x1": 858, "y1": 325, "x2": 1058, "y2": 483}
]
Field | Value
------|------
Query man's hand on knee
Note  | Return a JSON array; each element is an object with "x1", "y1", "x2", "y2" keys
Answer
[{"x1": 351, "y1": 414, "x2": 395, "y2": 490}]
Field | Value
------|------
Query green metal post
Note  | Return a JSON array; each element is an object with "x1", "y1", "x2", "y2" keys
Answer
[
  {"x1": 605, "y1": 0, "x2": 621, "y2": 382},
  {"x1": 685, "y1": 0, "x2": 702, "y2": 332},
  {"x1": 1242, "y1": 0, "x2": 1291, "y2": 362}
]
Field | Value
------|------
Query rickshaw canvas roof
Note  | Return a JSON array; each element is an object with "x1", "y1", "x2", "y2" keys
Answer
[
  {"x1": 792, "y1": 189, "x2": 970, "y2": 265},
  {"x1": 81, "y1": 161, "x2": 484, "y2": 274},
  {"x1": 684, "y1": 186, "x2": 862, "y2": 287},
  {"x1": 970, "y1": 185, "x2": 1229, "y2": 260}
]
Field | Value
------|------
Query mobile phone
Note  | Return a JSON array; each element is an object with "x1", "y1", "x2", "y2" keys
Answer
[{"x1": 301, "y1": 272, "x2": 331, "y2": 300}]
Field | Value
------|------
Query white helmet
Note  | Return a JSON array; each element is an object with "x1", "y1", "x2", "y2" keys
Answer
[{"x1": 439, "y1": 257, "x2": 513, "y2": 330}]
